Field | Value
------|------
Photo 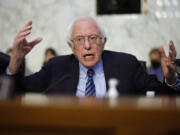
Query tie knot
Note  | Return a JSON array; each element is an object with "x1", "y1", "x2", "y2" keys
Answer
[{"x1": 87, "y1": 69, "x2": 94, "y2": 78}]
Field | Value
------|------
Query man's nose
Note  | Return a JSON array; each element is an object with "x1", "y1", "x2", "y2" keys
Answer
[{"x1": 84, "y1": 38, "x2": 91, "y2": 50}]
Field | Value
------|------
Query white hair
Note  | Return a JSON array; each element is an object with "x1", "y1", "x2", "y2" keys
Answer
[{"x1": 66, "y1": 16, "x2": 107, "y2": 45}]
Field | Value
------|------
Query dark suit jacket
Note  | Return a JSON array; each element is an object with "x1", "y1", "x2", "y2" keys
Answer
[
  {"x1": 17, "y1": 50, "x2": 179, "y2": 95},
  {"x1": 0, "y1": 52, "x2": 25, "y2": 77},
  {"x1": 0, "y1": 52, "x2": 10, "y2": 75}
]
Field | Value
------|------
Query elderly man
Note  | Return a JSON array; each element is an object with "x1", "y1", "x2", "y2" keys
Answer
[{"x1": 8, "y1": 17, "x2": 180, "y2": 97}]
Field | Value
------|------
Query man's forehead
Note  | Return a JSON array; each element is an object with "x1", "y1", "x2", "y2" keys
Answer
[
  {"x1": 72, "y1": 19, "x2": 100, "y2": 35},
  {"x1": 151, "y1": 53, "x2": 161, "y2": 59},
  {"x1": 74, "y1": 18, "x2": 97, "y2": 26}
]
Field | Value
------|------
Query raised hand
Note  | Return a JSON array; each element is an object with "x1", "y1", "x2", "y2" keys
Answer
[
  {"x1": 159, "y1": 40, "x2": 178, "y2": 85},
  {"x1": 8, "y1": 21, "x2": 42, "y2": 74}
]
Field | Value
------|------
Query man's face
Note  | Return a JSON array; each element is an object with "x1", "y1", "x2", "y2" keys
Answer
[
  {"x1": 150, "y1": 52, "x2": 161, "y2": 62},
  {"x1": 45, "y1": 51, "x2": 56, "y2": 62},
  {"x1": 150, "y1": 52, "x2": 161, "y2": 68},
  {"x1": 68, "y1": 19, "x2": 106, "y2": 68}
]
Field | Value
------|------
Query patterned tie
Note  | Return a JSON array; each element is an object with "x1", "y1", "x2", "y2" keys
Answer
[{"x1": 85, "y1": 69, "x2": 96, "y2": 97}]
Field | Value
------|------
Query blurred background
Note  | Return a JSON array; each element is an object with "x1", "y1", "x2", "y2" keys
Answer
[{"x1": 0, "y1": 0, "x2": 180, "y2": 73}]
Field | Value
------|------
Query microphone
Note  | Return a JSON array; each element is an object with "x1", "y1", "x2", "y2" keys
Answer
[{"x1": 43, "y1": 74, "x2": 70, "y2": 93}]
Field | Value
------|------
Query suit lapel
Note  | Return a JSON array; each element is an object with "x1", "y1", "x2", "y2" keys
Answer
[
  {"x1": 70, "y1": 55, "x2": 80, "y2": 94},
  {"x1": 102, "y1": 51, "x2": 112, "y2": 91},
  {"x1": 44, "y1": 55, "x2": 79, "y2": 95},
  {"x1": 102, "y1": 51, "x2": 121, "y2": 92}
]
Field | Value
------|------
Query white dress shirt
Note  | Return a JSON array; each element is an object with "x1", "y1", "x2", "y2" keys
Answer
[{"x1": 76, "y1": 58, "x2": 107, "y2": 98}]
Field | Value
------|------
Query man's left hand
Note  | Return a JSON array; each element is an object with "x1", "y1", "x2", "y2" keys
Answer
[{"x1": 159, "y1": 40, "x2": 178, "y2": 85}]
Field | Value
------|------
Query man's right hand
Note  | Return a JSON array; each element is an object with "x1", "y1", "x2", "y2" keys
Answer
[{"x1": 8, "y1": 21, "x2": 42, "y2": 74}]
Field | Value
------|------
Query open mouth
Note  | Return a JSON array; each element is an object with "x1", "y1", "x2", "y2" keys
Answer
[{"x1": 83, "y1": 54, "x2": 94, "y2": 59}]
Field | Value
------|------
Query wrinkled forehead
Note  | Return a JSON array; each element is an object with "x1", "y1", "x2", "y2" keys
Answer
[
  {"x1": 72, "y1": 19, "x2": 101, "y2": 37},
  {"x1": 150, "y1": 53, "x2": 161, "y2": 59}
]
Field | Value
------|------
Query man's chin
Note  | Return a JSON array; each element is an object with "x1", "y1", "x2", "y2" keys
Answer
[{"x1": 82, "y1": 61, "x2": 97, "y2": 69}]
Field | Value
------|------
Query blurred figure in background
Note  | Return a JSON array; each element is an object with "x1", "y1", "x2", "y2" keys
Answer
[
  {"x1": 6, "y1": 48, "x2": 13, "y2": 57},
  {"x1": 148, "y1": 48, "x2": 163, "y2": 82},
  {"x1": 43, "y1": 48, "x2": 57, "y2": 66}
]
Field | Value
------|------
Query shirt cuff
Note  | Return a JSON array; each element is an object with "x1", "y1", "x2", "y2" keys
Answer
[
  {"x1": 6, "y1": 67, "x2": 13, "y2": 75},
  {"x1": 165, "y1": 73, "x2": 180, "y2": 91}
]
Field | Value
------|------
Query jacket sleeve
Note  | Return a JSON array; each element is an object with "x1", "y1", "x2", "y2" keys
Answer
[
  {"x1": 132, "y1": 56, "x2": 180, "y2": 95},
  {"x1": 15, "y1": 62, "x2": 52, "y2": 94}
]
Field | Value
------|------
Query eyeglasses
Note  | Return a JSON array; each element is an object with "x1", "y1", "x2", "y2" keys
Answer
[{"x1": 71, "y1": 35, "x2": 103, "y2": 45}]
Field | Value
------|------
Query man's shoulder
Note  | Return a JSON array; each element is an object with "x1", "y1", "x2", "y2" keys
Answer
[
  {"x1": 43, "y1": 54, "x2": 77, "y2": 70},
  {"x1": 48, "y1": 54, "x2": 75, "y2": 64},
  {"x1": 103, "y1": 50, "x2": 137, "y2": 61}
]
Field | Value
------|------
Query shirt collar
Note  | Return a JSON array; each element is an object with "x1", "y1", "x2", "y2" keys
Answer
[{"x1": 79, "y1": 58, "x2": 103, "y2": 78}]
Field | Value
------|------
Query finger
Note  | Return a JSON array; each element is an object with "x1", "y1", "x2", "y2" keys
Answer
[
  {"x1": 28, "y1": 37, "x2": 43, "y2": 47},
  {"x1": 25, "y1": 20, "x2": 32, "y2": 27},
  {"x1": 168, "y1": 50, "x2": 176, "y2": 61},
  {"x1": 161, "y1": 57, "x2": 168, "y2": 65},
  {"x1": 169, "y1": 40, "x2": 176, "y2": 57},
  {"x1": 158, "y1": 46, "x2": 167, "y2": 59},
  {"x1": 15, "y1": 36, "x2": 25, "y2": 46},
  {"x1": 19, "y1": 25, "x2": 32, "y2": 34},
  {"x1": 18, "y1": 21, "x2": 32, "y2": 34},
  {"x1": 17, "y1": 31, "x2": 31, "y2": 39},
  {"x1": 23, "y1": 46, "x2": 32, "y2": 54},
  {"x1": 166, "y1": 62, "x2": 176, "y2": 73}
]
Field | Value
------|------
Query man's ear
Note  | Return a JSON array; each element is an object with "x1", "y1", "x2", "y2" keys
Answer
[
  {"x1": 68, "y1": 42, "x2": 74, "y2": 53},
  {"x1": 103, "y1": 38, "x2": 107, "y2": 45},
  {"x1": 68, "y1": 42, "x2": 73, "y2": 49},
  {"x1": 102, "y1": 37, "x2": 107, "y2": 49}
]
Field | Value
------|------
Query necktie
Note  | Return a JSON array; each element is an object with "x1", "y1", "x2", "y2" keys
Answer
[{"x1": 85, "y1": 69, "x2": 96, "y2": 97}]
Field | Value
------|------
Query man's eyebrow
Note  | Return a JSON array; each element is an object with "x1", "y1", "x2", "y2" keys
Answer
[
  {"x1": 74, "y1": 35, "x2": 84, "y2": 37},
  {"x1": 74, "y1": 34, "x2": 100, "y2": 37}
]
